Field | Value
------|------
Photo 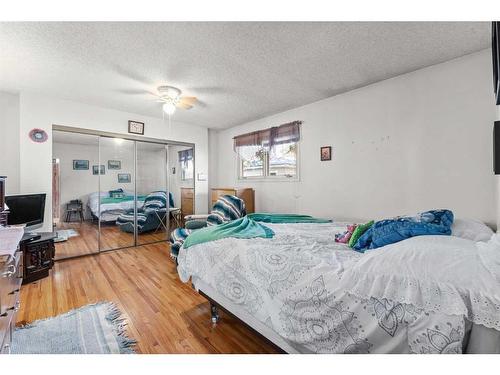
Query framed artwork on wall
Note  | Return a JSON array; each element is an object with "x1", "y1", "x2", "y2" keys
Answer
[
  {"x1": 73, "y1": 160, "x2": 89, "y2": 170},
  {"x1": 92, "y1": 165, "x2": 105, "y2": 175},
  {"x1": 128, "y1": 120, "x2": 145, "y2": 135},
  {"x1": 320, "y1": 146, "x2": 332, "y2": 161},
  {"x1": 108, "y1": 160, "x2": 121, "y2": 170},
  {"x1": 118, "y1": 173, "x2": 131, "y2": 183}
]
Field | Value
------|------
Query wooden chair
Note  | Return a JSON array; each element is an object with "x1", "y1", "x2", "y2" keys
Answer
[{"x1": 65, "y1": 200, "x2": 84, "y2": 222}]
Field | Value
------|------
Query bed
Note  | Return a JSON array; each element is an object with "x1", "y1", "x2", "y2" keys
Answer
[
  {"x1": 177, "y1": 221, "x2": 500, "y2": 354},
  {"x1": 87, "y1": 191, "x2": 146, "y2": 223}
]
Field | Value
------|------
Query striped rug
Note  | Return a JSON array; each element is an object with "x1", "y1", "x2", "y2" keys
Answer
[{"x1": 12, "y1": 302, "x2": 136, "y2": 354}]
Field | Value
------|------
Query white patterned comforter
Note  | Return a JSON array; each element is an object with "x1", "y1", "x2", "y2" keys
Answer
[
  {"x1": 177, "y1": 223, "x2": 500, "y2": 353},
  {"x1": 87, "y1": 192, "x2": 145, "y2": 222}
]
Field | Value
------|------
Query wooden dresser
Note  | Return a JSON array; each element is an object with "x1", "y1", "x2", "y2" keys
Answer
[
  {"x1": 211, "y1": 188, "x2": 255, "y2": 213},
  {"x1": 181, "y1": 188, "x2": 194, "y2": 216},
  {"x1": 0, "y1": 227, "x2": 24, "y2": 354}
]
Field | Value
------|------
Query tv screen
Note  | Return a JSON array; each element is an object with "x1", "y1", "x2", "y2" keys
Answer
[
  {"x1": 5, "y1": 193, "x2": 46, "y2": 228},
  {"x1": 493, "y1": 22, "x2": 500, "y2": 105}
]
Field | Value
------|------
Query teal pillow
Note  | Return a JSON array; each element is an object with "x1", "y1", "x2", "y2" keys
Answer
[{"x1": 348, "y1": 220, "x2": 374, "y2": 248}]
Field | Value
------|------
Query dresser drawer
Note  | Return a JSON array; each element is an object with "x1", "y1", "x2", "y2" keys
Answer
[
  {"x1": 0, "y1": 251, "x2": 22, "y2": 315},
  {"x1": 0, "y1": 251, "x2": 20, "y2": 355},
  {"x1": 0, "y1": 324, "x2": 12, "y2": 354},
  {"x1": 181, "y1": 198, "x2": 194, "y2": 216},
  {"x1": 181, "y1": 188, "x2": 194, "y2": 199},
  {"x1": 3, "y1": 270, "x2": 21, "y2": 315},
  {"x1": 0, "y1": 308, "x2": 14, "y2": 354}
]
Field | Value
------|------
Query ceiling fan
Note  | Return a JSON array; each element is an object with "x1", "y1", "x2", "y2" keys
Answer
[{"x1": 153, "y1": 85, "x2": 197, "y2": 115}]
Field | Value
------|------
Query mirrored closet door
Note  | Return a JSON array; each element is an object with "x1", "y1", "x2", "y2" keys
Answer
[
  {"x1": 52, "y1": 127, "x2": 195, "y2": 259},
  {"x1": 168, "y1": 145, "x2": 195, "y2": 230},
  {"x1": 52, "y1": 130, "x2": 100, "y2": 260},
  {"x1": 98, "y1": 136, "x2": 136, "y2": 252},
  {"x1": 136, "y1": 141, "x2": 169, "y2": 247}
]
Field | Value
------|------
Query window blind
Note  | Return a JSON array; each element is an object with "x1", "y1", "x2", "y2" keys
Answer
[{"x1": 233, "y1": 121, "x2": 301, "y2": 155}]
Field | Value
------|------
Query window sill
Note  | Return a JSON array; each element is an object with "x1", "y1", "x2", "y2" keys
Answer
[{"x1": 237, "y1": 177, "x2": 300, "y2": 183}]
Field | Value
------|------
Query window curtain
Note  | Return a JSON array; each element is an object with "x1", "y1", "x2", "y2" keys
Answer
[
  {"x1": 178, "y1": 149, "x2": 193, "y2": 162},
  {"x1": 233, "y1": 121, "x2": 301, "y2": 158}
]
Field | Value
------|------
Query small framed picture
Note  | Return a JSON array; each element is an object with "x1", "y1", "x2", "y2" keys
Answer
[
  {"x1": 320, "y1": 146, "x2": 332, "y2": 161},
  {"x1": 128, "y1": 120, "x2": 144, "y2": 135},
  {"x1": 92, "y1": 165, "x2": 105, "y2": 175},
  {"x1": 108, "y1": 160, "x2": 121, "y2": 170},
  {"x1": 73, "y1": 160, "x2": 89, "y2": 170},
  {"x1": 118, "y1": 173, "x2": 131, "y2": 183}
]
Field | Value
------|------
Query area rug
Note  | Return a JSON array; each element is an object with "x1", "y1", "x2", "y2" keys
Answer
[
  {"x1": 54, "y1": 229, "x2": 79, "y2": 243},
  {"x1": 11, "y1": 302, "x2": 136, "y2": 354}
]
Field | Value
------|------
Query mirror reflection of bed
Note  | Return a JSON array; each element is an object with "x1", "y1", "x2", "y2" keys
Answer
[{"x1": 52, "y1": 129, "x2": 193, "y2": 260}]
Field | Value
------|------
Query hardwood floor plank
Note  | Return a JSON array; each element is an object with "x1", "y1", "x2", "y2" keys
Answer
[
  {"x1": 18, "y1": 243, "x2": 279, "y2": 354},
  {"x1": 54, "y1": 221, "x2": 170, "y2": 260}
]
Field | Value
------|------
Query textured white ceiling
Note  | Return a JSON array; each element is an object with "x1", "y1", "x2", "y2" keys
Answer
[{"x1": 0, "y1": 22, "x2": 491, "y2": 129}]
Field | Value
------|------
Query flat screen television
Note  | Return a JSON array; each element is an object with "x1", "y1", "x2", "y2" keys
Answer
[
  {"x1": 493, "y1": 22, "x2": 500, "y2": 105},
  {"x1": 5, "y1": 193, "x2": 46, "y2": 230}
]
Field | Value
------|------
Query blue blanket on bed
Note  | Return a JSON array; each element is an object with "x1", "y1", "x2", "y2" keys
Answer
[{"x1": 353, "y1": 209, "x2": 454, "y2": 252}]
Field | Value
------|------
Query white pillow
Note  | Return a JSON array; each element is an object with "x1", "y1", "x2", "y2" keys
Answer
[{"x1": 451, "y1": 218, "x2": 494, "y2": 242}]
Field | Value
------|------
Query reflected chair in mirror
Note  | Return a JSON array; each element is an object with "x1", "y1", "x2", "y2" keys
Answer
[
  {"x1": 65, "y1": 199, "x2": 84, "y2": 222},
  {"x1": 116, "y1": 191, "x2": 175, "y2": 234},
  {"x1": 169, "y1": 195, "x2": 246, "y2": 260}
]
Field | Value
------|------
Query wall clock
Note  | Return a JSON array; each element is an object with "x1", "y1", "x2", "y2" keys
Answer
[
  {"x1": 128, "y1": 120, "x2": 145, "y2": 135},
  {"x1": 29, "y1": 128, "x2": 48, "y2": 143}
]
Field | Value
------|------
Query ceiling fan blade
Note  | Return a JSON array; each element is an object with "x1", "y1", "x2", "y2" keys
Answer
[
  {"x1": 179, "y1": 96, "x2": 197, "y2": 105},
  {"x1": 176, "y1": 102, "x2": 193, "y2": 110},
  {"x1": 116, "y1": 89, "x2": 152, "y2": 95}
]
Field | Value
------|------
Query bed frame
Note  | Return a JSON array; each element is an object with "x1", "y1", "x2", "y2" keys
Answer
[
  {"x1": 197, "y1": 287, "x2": 500, "y2": 354},
  {"x1": 192, "y1": 280, "x2": 304, "y2": 353},
  {"x1": 199, "y1": 290, "x2": 287, "y2": 353}
]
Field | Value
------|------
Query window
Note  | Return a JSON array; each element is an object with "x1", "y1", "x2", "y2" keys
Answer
[
  {"x1": 240, "y1": 145, "x2": 265, "y2": 178},
  {"x1": 268, "y1": 141, "x2": 297, "y2": 178},
  {"x1": 178, "y1": 149, "x2": 194, "y2": 181},
  {"x1": 235, "y1": 121, "x2": 301, "y2": 180}
]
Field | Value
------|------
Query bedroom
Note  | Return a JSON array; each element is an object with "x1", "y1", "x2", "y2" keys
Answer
[{"x1": 1, "y1": 1, "x2": 500, "y2": 372}]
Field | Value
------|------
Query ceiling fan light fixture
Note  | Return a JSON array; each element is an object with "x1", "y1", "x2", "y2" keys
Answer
[
  {"x1": 158, "y1": 85, "x2": 181, "y2": 100},
  {"x1": 163, "y1": 102, "x2": 176, "y2": 115}
]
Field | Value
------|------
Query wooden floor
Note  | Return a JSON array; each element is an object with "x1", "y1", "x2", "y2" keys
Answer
[
  {"x1": 55, "y1": 221, "x2": 169, "y2": 259},
  {"x1": 17, "y1": 242, "x2": 279, "y2": 354}
]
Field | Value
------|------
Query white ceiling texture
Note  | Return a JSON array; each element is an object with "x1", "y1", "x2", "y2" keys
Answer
[{"x1": 0, "y1": 22, "x2": 490, "y2": 129}]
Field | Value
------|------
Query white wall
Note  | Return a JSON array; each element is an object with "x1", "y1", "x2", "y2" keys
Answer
[
  {"x1": 213, "y1": 50, "x2": 497, "y2": 225},
  {"x1": 208, "y1": 128, "x2": 219, "y2": 192},
  {"x1": 18, "y1": 93, "x2": 209, "y2": 231},
  {"x1": 54, "y1": 139, "x2": 188, "y2": 221},
  {"x1": 136, "y1": 146, "x2": 168, "y2": 196},
  {"x1": 53, "y1": 141, "x2": 137, "y2": 219},
  {"x1": 0, "y1": 91, "x2": 20, "y2": 194}
]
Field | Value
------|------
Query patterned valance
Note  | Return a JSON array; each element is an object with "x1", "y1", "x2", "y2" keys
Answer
[{"x1": 233, "y1": 121, "x2": 301, "y2": 154}]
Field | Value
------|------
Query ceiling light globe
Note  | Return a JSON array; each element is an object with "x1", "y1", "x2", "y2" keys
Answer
[{"x1": 163, "y1": 102, "x2": 176, "y2": 115}]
